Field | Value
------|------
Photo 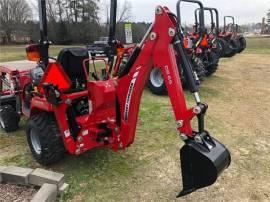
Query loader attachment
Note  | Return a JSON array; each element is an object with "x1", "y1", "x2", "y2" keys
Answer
[{"x1": 178, "y1": 131, "x2": 231, "y2": 197}]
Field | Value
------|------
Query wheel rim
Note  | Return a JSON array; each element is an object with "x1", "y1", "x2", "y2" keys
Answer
[
  {"x1": 30, "y1": 128, "x2": 41, "y2": 155},
  {"x1": 0, "y1": 116, "x2": 5, "y2": 129},
  {"x1": 150, "y1": 68, "x2": 164, "y2": 88}
]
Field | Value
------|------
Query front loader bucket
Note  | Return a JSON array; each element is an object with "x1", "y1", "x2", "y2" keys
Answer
[{"x1": 178, "y1": 132, "x2": 231, "y2": 197}]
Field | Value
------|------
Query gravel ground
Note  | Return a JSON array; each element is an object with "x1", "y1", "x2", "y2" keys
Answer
[{"x1": 0, "y1": 183, "x2": 37, "y2": 202}]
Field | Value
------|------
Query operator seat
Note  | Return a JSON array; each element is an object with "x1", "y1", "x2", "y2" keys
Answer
[{"x1": 57, "y1": 47, "x2": 89, "y2": 90}]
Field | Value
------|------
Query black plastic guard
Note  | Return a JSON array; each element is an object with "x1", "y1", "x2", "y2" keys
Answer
[{"x1": 178, "y1": 131, "x2": 231, "y2": 197}]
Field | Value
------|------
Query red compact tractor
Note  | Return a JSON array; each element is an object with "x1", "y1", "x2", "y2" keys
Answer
[
  {"x1": 0, "y1": 0, "x2": 231, "y2": 197},
  {"x1": 195, "y1": 7, "x2": 224, "y2": 57},
  {"x1": 220, "y1": 16, "x2": 247, "y2": 57},
  {"x1": 188, "y1": 6, "x2": 221, "y2": 77}
]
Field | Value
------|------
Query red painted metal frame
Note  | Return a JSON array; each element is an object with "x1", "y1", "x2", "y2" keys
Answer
[{"x1": 0, "y1": 65, "x2": 31, "y2": 97}]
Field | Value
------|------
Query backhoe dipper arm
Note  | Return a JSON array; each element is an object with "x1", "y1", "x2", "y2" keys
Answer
[{"x1": 116, "y1": 6, "x2": 198, "y2": 148}]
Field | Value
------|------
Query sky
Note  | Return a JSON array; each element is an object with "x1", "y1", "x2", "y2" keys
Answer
[
  {"x1": 125, "y1": 0, "x2": 269, "y2": 25},
  {"x1": 28, "y1": 0, "x2": 270, "y2": 25}
]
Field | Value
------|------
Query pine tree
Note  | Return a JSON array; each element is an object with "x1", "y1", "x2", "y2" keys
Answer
[{"x1": 267, "y1": 9, "x2": 270, "y2": 25}]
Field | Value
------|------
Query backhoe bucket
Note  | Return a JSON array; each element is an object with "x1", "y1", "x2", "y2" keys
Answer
[{"x1": 178, "y1": 132, "x2": 231, "y2": 197}]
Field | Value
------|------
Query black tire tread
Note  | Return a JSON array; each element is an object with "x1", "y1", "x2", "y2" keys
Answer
[
  {"x1": 224, "y1": 39, "x2": 237, "y2": 57},
  {"x1": 218, "y1": 38, "x2": 227, "y2": 58},
  {"x1": 0, "y1": 105, "x2": 20, "y2": 132},
  {"x1": 147, "y1": 80, "x2": 167, "y2": 95},
  {"x1": 26, "y1": 113, "x2": 66, "y2": 165},
  {"x1": 238, "y1": 36, "x2": 246, "y2": 53},
  {"x1": 205, "y1": 52, "x2": 219, "y2": 77}
]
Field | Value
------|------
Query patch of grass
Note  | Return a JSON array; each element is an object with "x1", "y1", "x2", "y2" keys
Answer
[
  {"x1": 1, "y1": 152, "x2": 32, "y2": 167},
  {"x1": 0, "y1": 45, "x2": 83, "y2": 63},
  {"x1": 58, "y1": 149, "x2": 138, "y2": 201},
  {"x1": 245, "y1": 37, "x2": 270, "y2": 54}
]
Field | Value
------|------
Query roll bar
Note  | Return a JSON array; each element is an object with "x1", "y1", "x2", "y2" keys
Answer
[
  {"x1": 224, "y1": 16, "x2": 235, "y2": 31},
  {"x1": 176, "y1": 0, "x2": 205, "y2": 36},
  {"x1": 108, "y1": 0, "x2": 117, "y2": 47},
  {"x1": 195, "y1": 8, "x2": 213, "y2": 30},
  {"x1": 107, "y1": 0, "x2": 117, "y2": 76},
  {"x1": 211, "y1": 8, "x2": 219, "y2": 30},
  {"x1": 195, "y1": 7, "x2": 220, "y2": 34},
  {"x1": 38, "y1": 0, "x2": 49, "y2": 68}
]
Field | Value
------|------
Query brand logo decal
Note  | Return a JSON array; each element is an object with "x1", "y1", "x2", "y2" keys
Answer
[
  {"x1": 165, "y1": 65, "x2": 173, "y2": 85},
  {"x1": 124, "y1": 67, "x2": 141, "y2": 120}
]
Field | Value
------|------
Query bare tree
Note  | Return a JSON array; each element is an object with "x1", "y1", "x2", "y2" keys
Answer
[
  {"x1": 0, "y1": 0, "x2": 32, "y2": 43},
  {"x1": 267, "y1": 9, "x2": 270, "y2": 25},
  {"x1": 117, "y1": 0, "x2": 132, "y2": 23},
  {"x1": 103, "y1": 0, "x2": 132, "y2": 24}
]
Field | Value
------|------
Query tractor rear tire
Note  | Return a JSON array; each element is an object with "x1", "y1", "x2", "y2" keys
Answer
[
  {"x1": 212, "y1": 39, "x2": 223, "y2": 58},
  {"x1": 225, "y1": 39, "x2": 237, "y2": 57},
  {"x1": 0, "y1": 105, "x2": 20, "y2": 132},
  {"x1": 26, "y1": 113, "x2": 66, "y2": 165},
  {"x1": 192, "y1": 57, "x2": 206, "y2": 81},
  {"x1": 205, "y1": 52, "x2": 219, "y2": 77},
  {"x1": 234, "y1": 39, "x2": 242, "y2": 53},
  {"x1": 148, "y1": 68, "x2": 167, "y2": 95},
  {"x1": 216, "y1": 38, "x2": 227, "y2": 58},
  {"x1": 238, "y1": 36, "x2": 246, "y2": 53},
  {"x1": 147, "y1": 66, "x2": 189, "y2": 95}
]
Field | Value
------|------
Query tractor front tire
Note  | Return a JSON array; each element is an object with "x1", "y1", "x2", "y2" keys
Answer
[
  {"x1": 0, "y1": 105, "x2": 20, "y2": 132},
  {"x1": 26, "y1": 113, "x2": 66, "y2": 165}
]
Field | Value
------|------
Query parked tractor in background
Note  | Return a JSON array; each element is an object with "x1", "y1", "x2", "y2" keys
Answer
[
  {"x1": 220, "y1": 16, "x2": 247, "y2": 57},
  {"x1": 195, "y1": 7, "x2": 225, "y2": 57},
  {"x1": 0, "y1": 0, "x2": 231, "y2": 197},
  {"x1": 192, "y1": 7, "x2": 220, "y2": 77}
]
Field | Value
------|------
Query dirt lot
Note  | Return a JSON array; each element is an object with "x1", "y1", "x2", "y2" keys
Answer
[{"x1": 0, "y1": 38, "x2": 270, "y2": 201}]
